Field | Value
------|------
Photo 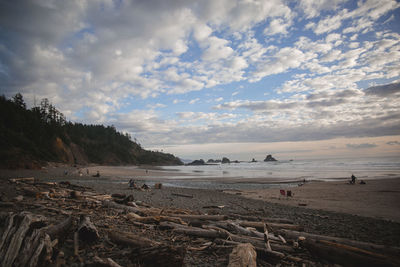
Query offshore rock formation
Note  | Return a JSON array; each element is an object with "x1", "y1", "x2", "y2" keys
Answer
[{"x1": 264, "y1": 154, "x2": 277, "y2": 162}]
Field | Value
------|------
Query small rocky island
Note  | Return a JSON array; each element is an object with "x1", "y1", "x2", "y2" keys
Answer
[{"x1": 264, "y1": 154, "x2": 277, "y2": 162}]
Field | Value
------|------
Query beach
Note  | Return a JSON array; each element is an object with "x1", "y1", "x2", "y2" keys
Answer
[
  {"x1": 224, "y1": 178, "x2": 400, "y2": 222},
  {"x1": 1, "y1": 164, "x2": 400, "y2": 248}
]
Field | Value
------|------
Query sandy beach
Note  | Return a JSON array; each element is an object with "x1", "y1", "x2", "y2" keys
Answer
[
  {"x1": 77, "y1": 165, "x2": 400, "y2": 222},
  {"x1": 225, "y1": 178, "x2": 400, "y2": 222},
  {"x1": 1, "y1": 164, "x2": 400, "y2": 248}
]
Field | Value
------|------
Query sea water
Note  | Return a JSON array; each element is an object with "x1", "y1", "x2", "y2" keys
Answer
[
  {"x1": 106, "y1": 157, "x2": 400, "y2": 190},
  {"x1": 161, "y1": 156, "x2": 400, "y2": 182}
]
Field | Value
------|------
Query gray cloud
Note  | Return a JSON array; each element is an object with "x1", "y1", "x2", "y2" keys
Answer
[{"x1": 364, "y1": 82, "x2": 400, "y2": 96}]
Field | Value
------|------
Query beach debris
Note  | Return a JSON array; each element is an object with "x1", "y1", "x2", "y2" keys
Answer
[
  {"x1": 228, "y1": 243, "x2": 257, "y2": 267},
  {"x1": 171, "y1": 192, "x2": 194, "y2": 198},
  {"x1": 203, "y1": 205, "x2": 225, "y2": 209},
  {"x1": 8, "y1": 177, "x2": 35, "y2": 183},
  {"x1": 2, "y1": 178, "x2": 400, "y2": 267},
  {"x1": 90, "y1": 256, "x2": 123, "y2": 267},
  {"x1": 154, "y1": 182, "x2": 162, "y2": 189},
  {"x1": 77, "y1": 215, "x2": 99, "y2": 243}
]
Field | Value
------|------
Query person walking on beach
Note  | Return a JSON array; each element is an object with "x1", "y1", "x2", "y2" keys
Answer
[{"x1": 351, "y1": 174, "x2": 356, "y2": 184}]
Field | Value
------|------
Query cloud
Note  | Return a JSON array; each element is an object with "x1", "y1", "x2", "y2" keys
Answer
[
  {"x1": 364, "y1": 82, "x2": 400, "y2": 96},
  {"x1": 264, "y1": 18, "x2": 292, "y2": 35},
  {"x1": 346, "y1": 143, "x2": 377, "y2": 149},
  {"x1": 146, "y1": 103, "x2": 167, "y2": 109},
  {"x1": 0, "y1": 0, "x2": 399, "y2": 152},
  {"x1": 251, "y1": 47, "x2": 306, "y2": 81},
  {"x1": 189, "y1": 98, "x2": 200, "y2": 104},
  {"x1": 298, "y1": 0, "x2": 346, "y2": 19}
]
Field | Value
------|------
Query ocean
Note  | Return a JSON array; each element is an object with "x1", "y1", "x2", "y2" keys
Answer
[{"x1": 157, "y1": 156, "x2": 400, "y2": 189}]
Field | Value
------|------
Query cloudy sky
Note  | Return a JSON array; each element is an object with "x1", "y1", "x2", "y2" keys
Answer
[{"x1": 1, "y1": 0, "x2": 400, "y2": 160}]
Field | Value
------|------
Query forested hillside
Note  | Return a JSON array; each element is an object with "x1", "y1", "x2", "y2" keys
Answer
[{"x1": 0, "y1": 94, "x2": 182, "y2": 169}]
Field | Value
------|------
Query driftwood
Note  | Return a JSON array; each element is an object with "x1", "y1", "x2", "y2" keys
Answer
[
  {"x1": 3, "y1": 178, "x2": 400, "y2": 266},
  {"x1": 159, "y1": 221, "x2": 228, "y2": 238},
  {"x1": 171, "y1": 193, "x2": 193, "y2": 198},
  {"x1": 213, "y1": 221, "x2": 263, "y2": 238},
  {"x1": 229, "y1": 214, "x2": 294, "y2": 224},
  {"x1": 0, "y1": 212, "x2": 57, "y2": 267},
  {"x1": 8, "y1": 177, "x2": 35, "y2": 183},
  {"x1": 239, "y1": 221, "x2": 303, "y2": 232},
  {"x1": 263, "y1": 223, "x2": 272, "y2": 251},
  {"x1": 74, "y1": 231, "x2": 79, "y2": 257},
  {"x1": 46, "y1": 216, "x2": 72, "y2": 240},
  {"x1": 303, "y1": 238, "x2": 400, "y2": 266},
  {"x1": 278, "y1": 229, "x2": 400, "y2": 257},
  {"x1": 77, "y1": 216, "x2": 99, "y2": 243},
  {"x1": 228, "y1": 243, "x2": 257, "y2": 267},
  {"x1": 215, "y1": 239, "x2": 288, "y2": 264},
  {"x1": 174, "y1": 214, "x2": 227, "y2": 222},
  {"x1": 91, "y1": 256, "x2": 123, "y2": 267},
  {"x1": 108, "y1": 230, "x2": 160, "y2": 248},
  {"x1": 127, "y1": 212, "x2": 186, "y2": 225},
  {"x1": 130, "y1": 245, "x2": 186, "y2": 267}
]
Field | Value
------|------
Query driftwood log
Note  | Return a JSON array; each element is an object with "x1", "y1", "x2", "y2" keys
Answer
[
  {"x1": 278, "y1": 229, "x2": 400, "y2": 257},
  {"x1": 239, "y1": 221, "x2": 303, "y2": 232},
  {"x1": 91, "y1": 256, "x2": 123, "y2": 267},
  {"x1": 303, "y1": 238, "x2": 400, "y2": 266},
  {"x1": 77, "y1": 215, "x2": 99, "y2": 243},
  {"x1": 130, "y1": 245, "x2": 186, "y2": 267},
  {"x1": 228, "y1": 243, "x2": 257, "y2": 267},
  {"x1": 0, "y1": 212, "x2": 69, "y2": 267},
  {"x1": 108, "y1": 230, "x2": 160, "y2": 248}
]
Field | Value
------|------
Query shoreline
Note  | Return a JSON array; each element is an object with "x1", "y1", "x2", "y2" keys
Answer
[
  {"x1": 1, "y1": 165, "x2": 400, "y2": 247},
  {"x1": 1, "y1": 165, "x2": 400, "y2": 223}
]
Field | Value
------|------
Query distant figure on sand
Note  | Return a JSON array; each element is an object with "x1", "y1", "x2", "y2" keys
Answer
[
  {"x1": 93, "y1": 171, "x2": 100, "y2": 177},
  {"x1": 129, "y1": 179, "x2": 137, "y2": 188},
  {"x1": 351, "y1": 174, "x2": 356, "y2": 184}
]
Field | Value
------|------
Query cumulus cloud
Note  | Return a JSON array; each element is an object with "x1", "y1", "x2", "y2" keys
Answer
[
  {"x1": 0, "y1": 0, "x2": 399, "y2": 150},
  {"x1": 364, "y1": 82, "x2": 400, "y2": 96}
]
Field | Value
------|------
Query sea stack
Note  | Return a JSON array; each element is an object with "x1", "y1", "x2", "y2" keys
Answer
[{"x1": 264, "y1": 154, "x2": 277, "y2": 162}]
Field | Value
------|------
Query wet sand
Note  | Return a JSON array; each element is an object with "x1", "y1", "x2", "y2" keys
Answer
[{"x1": 224, "y1": 178, "x2": 400, "y2": 222}]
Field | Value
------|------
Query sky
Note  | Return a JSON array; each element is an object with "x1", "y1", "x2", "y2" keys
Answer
[{"x1": 1, "y1": 0, "x2": 400, "y2": 161}]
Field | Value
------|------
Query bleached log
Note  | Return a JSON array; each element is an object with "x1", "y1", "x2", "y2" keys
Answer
[
  {"x1": 213, "y1": 221, "x2": 264, "y2": 238},
  {"x1": 108, "y1": 230, "x2": 160, "y2": 248},
  {"x1": 159, "y1": 221, "x2": 228, "y2": 239},
  {"x1": 0, "y1": 212, "x2": 46, "y2": 266},
  {"x1": 173, "y1": 214, "x2": 227, "y2": 222},
  {"x1": 127, "y1": 213, "x2": 186, "y2": 225},
  {"x1": 263, "y1": 223, "x2": 272, "y2": 251},
  {"x1": 239, "y1": 221, "x2": 303, "y2": 232},
  {"x1": 214, "y1": 239, "x2": 287, "y2": 264},
  {"x1": 228, "y1": 243, "x2": 257, "y2": 267},
  {"x1": 171, "y1": 193, "x2": 193, "y2": 198},
  {"x1": 8, "y1": 177, "x2": 35, "y2": 183},
  {"x1": 229, "y1": 214, "x2": 294, "y2": 224}
]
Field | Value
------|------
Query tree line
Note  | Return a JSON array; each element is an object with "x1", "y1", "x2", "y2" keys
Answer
[{"x1": 0, "y1": 93, "x2": 182, "y2": 168}]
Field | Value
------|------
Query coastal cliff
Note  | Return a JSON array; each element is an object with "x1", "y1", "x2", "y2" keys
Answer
[{"x1": 0, "y1": 94, "x2": 183, "y2": 168}]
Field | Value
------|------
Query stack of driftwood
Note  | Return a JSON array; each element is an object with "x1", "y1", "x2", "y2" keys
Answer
[{"x1": 1, "y1": 177, "x2": 400, "y2": 266}]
